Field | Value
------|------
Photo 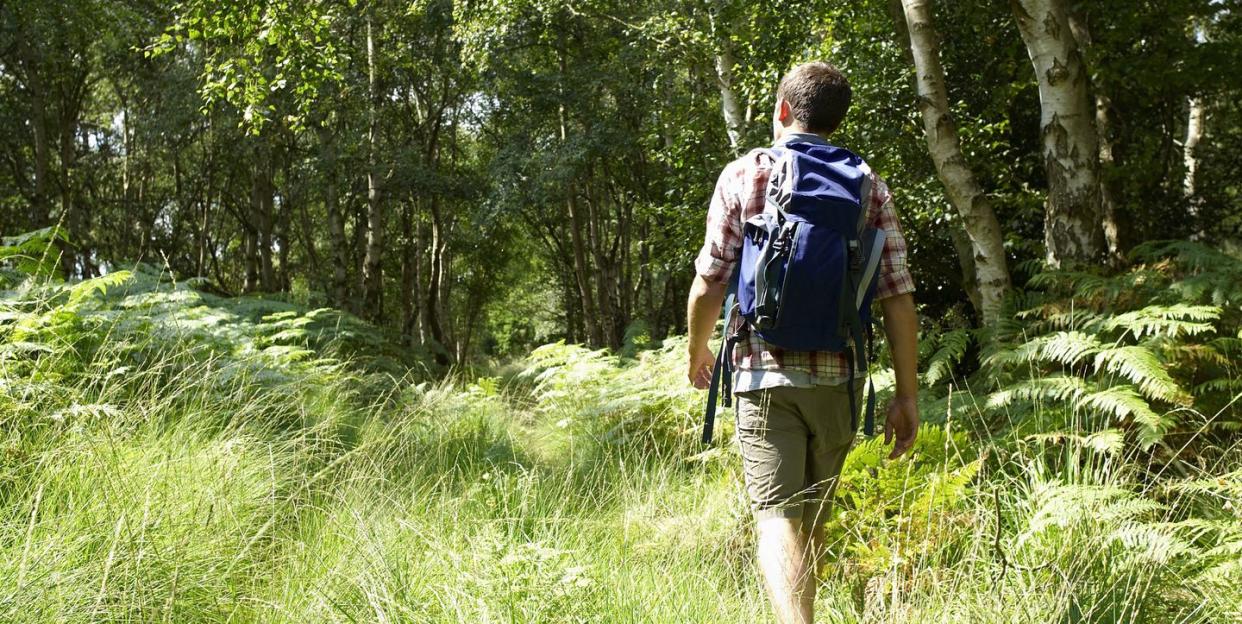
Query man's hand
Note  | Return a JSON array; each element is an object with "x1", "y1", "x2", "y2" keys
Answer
[
  {"x1": 688, "y1": 344, "x2": 715, "y2": 389},
  {"x1": 686, "y1": 274, "x2": 727, "y2": 389},
  {"x1": 884, "y1": 396, "x2": 919, "y2": 459}
]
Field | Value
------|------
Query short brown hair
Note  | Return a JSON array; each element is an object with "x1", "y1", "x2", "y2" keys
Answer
[{"x1": 775, "y1": 62, "x2": 851, "y2": 135}]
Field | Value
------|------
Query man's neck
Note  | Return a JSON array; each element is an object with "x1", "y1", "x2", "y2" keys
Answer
[{"x1": 775, "y1": 129, "x2": 831, "y2": 146}]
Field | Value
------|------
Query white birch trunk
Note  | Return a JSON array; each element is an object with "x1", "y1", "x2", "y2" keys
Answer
[
  {"x1": 362, "y1": 11, "x2": 385, "y2": 319},
  {"x1": 714, "y1": 43, "x2": 746, "y2": 152},
  {"x1": 708, "y1": 9, "x2": 746, "y2": 152},
  {"x1": 1184, "y1": 97, "x2": 1206, "y2": 239},
  {"x1": 1012, "y1": 0, "x2": 1106, "y2": 267},
  {"x1": 901, "y1": 0, "x2": 1012, "y2": 326}
]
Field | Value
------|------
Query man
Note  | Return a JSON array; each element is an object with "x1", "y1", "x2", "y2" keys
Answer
[{"x1": 685, "y1": 61, "x2": 920, "y2": 624}]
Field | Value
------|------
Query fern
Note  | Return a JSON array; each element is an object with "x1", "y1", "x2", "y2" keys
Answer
[
  {"x1": 986, "y1": 376, "x2": 1172, "y2": 447},
  {"x1": 909, "y1": 458, "x2": 983, "y2": 518},
  {"x1": 1075, "y1": 385, "x2": 1172, "y2": 448},
  {"x1": 65, "y1": 270, "x2": 134, "y2": 309},
  {"x1": 924, "y1": 328, "x2": 971, "y2": 387},
  {"x1": 987, "y1": 375, "x2": 1087, "y2": 409},
  {"x1": 1103, "y1": 304, "x2": 1220, "y2": 339},
  {"x1": 987, "y1": 330, "x2": 1102, "y2": 369},
  {"x1": 1092, "y1": 345, "x2": 1190, "y2": 405}
]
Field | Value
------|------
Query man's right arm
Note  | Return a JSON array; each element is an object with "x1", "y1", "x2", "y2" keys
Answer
[
  {"x1": 686, "y1": 274, "x2": 727, "y2": 388},
  {"x1": 686, "y1": 165, "x2": 742, "y2": 388}
]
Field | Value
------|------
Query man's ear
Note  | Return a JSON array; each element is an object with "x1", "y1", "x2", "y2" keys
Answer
[{"x1": 776, "y1": 99, "x2": 792, "y2": 124}]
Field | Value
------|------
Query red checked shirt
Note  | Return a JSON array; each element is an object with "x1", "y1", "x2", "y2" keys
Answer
[{"x1": 693, "y1": 136, "x2": 915, "y2": 388}]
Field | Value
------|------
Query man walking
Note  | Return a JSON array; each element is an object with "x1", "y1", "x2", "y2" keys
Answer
[{"x1": 686, "y1": 61, "x2": 920, "y2": 623}]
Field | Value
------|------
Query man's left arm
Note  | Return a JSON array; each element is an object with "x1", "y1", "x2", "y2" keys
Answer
[
  {"x1": 881, "y1": 293, "x2": 919, "y2": 458},
  {"x1": 870, "y1": 176, "x2": 919, "y2": 459}
]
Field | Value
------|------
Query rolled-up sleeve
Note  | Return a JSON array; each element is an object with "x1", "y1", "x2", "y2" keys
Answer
[
  {"x1": 694, "y1": 166, "x2": 743, "y2": 284},
  {"x1": 869, "y1": 175, "x2": 915, "y2": 300}
]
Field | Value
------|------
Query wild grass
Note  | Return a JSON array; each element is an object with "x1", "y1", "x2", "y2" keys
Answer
[{"x1": 1, "y1": 233, "x2": 1239, "y2": 622}]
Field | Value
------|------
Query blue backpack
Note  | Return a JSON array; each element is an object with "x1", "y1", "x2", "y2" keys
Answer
[{"x1": 702, "y1": 135, "x2": 886, "y2": 443}]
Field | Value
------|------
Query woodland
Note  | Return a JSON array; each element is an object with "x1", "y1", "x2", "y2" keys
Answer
[{"x1": 0, "y1": 0, "x2": 1240, "y2": 622}]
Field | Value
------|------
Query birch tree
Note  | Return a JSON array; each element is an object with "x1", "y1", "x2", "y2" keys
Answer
[
  {"x1": 900, "y1": 0, "x2": 1011, "y2": 326},
  {"x1": 1011, "y1": 0, "x2": 1106, "y2": 267}
]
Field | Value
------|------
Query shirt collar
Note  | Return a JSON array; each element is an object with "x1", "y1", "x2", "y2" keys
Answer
[{"x1": 774, "y1": 131, "x2": 831, "y2": 147}]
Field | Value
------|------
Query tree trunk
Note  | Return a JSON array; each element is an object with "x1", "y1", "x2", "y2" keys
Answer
[
  {"x1": 19, "y1": 42, "x2": 52, "y2": 228},
  {"x1": 556, "y1": 43, "x2": 604, "y2": 347},
  {"x1": 947, "y1": 220, "x2": 983, "y2": 317},
  {"x1": 57, "y1": 104, "x2": 78, "y2": 277},
  {"x1": 425, "y1": 196, "x2": 452, "y2": 366},
  {"x1": 416, "y1": 219, "x2": 431, "y2": 345},
  {"x1": 250, "y1": 144, "x2": 276, "y2": 291},
  {"x1": 1095, "y1": 95, "x2": 1124, "y2": 261},
  {"x1": 1011, "y1": 0, "x2": 1106, "y2": 267},
  {"x1": 317, "y1": 125, "x2": 349, "y2": 306},
  {"x1": 55, "y1": 63, "x2": 90, "y2": 277},
  {"x1": 566, "y1": 193, "x2": 603, "y2": 347},
  {"x1": 361, "y1": 10, "x2": 385, "y2": 320},
  {"x1": 708, "y1": 9, "x2": 747, "y2": 152},
  {"x1": 1066, "y1": 13, "x2": 1124, "y2": 263},
  {"x1": 714, "y1": 42, "x2": 746, "y2": 152},
  {"x1": 400, "y1": 201, "x2": 419, "y2": 347},
  {"x1": 900, "y1": 0, "x2": 1011, "y2": 326},
  {"x1": 585, "y1": 190, "x2": 619, "y2": 348},
  {"x1": 1183, "y1": 97, "x2": 1206, "y2": 239},
  {"x1": 242, "y1": 225, "x2": 260, "y2": 293}
]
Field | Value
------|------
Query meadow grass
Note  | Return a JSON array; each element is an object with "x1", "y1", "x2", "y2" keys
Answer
[
  {"x1": 1, "y1": 254, "x2": 1239, "y2": 622},
  {"x1": 1, "y1": 334, "x2": 1237, "y2": 623}
]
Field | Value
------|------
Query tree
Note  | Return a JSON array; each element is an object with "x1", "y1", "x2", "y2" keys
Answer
[
  {"x1": 1011, "y1": 0, "x2": 1107, "y2": 267},
  {"x1": 899, "y1": 0, "x2": 1011, "y2": 326}
]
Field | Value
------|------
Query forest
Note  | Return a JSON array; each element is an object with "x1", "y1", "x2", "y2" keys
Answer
[{"x1": 1, "y1": 0, "x2": 1241, "y2": 622}]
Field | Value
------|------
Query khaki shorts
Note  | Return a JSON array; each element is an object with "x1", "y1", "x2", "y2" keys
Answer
[{"x1": 734, "y1": 381, "x2": 863, "y2": 531}]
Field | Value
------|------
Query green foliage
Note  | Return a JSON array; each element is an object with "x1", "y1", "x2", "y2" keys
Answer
[
  {"x1": 1, "y1": 242, "x2": 1240, "y2": 621},
  {"x1": 0, "y1": 227, "x2": 66, "y2": 282},
  {"x1": 911, "y1": 241, "x2": 1239, "y2": 450}
]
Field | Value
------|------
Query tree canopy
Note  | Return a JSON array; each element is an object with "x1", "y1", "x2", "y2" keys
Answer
[{"x1": 2, "y1": 0, "x2": 1240, "y2": 362}]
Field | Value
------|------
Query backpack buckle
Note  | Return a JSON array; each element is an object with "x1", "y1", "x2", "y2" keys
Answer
[{"x1": 848, "y1": 239, "x2": 862, "y2": 270}]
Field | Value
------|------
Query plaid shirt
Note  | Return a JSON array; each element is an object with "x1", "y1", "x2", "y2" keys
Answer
[{"x1": 694, "y1": 141, "x2": 915, "y2": 382}]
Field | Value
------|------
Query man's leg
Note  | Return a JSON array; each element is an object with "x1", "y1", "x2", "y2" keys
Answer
[
  {"x1": 756, "y1": 517, "x2": 816, "y2": 624},
  {"x1": 736, "y1": 388, "x2": 815, "y2": 624},
  {"x1": 795, "y1": 379, "x2": 866, "y2": 617}
]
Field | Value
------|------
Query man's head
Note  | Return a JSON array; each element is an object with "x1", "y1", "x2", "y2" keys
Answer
[{"x1": 772, "y1": 62, "x2": 851, "y2": 141}]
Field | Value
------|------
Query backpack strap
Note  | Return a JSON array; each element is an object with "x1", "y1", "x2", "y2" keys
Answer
[
  {"x1": 844, "y1": 167, "x2": 880, "y2": 436},
  {"x1": 702, "y1": 293, "x2": 741, "y2": 444}
]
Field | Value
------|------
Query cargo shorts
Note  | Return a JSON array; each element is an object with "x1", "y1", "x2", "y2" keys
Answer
[{"x1": 734, "y1": 380, "x2": 863, "y2": 531}]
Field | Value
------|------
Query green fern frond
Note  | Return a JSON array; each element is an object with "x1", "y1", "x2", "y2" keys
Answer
[
  {"x1": 986, "y1": 375, "x2": 1086, "y2": 409},
  {"x1": 1165, "y1": 470, "x2": 1242, "y2": 499},
  {"x1": 988, "y1": 377, "x2": 1171, "y2": 446},
  {"x1": 1024, "y1": 484, "x2": 1132, "y2": 536},
  {"x1": 924, "y1": 328, "x2": 971, "y2": 387},
  {"x1": 1162, "y1": 343, "x2": 1232, "y2": 367},
  {"x1": 1092, "y1": 345, "x2": 1191, "y2": 405},
  {"x1": 1193, "y1": 378, "x2": 1242, "y2": 395},
  {"x1": 1131, "y1": 239, "x2": 1242, "y2": 276},
  {"x1": 66, "y1": 271, "x2": 135, "y2": 309},
  {"x1": 910, "y1": 459, "x2": 983, "y2": 517},
  {"x1": 1016, "y1": 305, "x2": 1103, "y2": 334},
  {"x1": 984, "y1": 331, "x2": 1101, "y2": 370},
  {"x1": 1104, "y1": 304, "x2": 1220, "y2": 339},
  {"x1": 1025, "y1": 429, "x2": 1126, "y2": 456},
  {"x1": 1112, "y1": 522, "x2": 1193, "y2": 564},
  {"x1": 1027, "y1": 270, "x2": 1109, "y2": 296},
  {"x1": 1076, "y1": 385, "x2": 1173, "y2": 448}
]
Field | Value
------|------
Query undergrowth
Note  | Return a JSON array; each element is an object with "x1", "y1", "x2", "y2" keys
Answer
[{"x1": 1, "y1": 228, "x2": 1239, "y2": 622}]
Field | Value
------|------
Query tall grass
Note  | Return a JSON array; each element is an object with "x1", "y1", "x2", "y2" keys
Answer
[{"x1": 1, "y1": 233, "x2": 1239, "y2": 622}]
